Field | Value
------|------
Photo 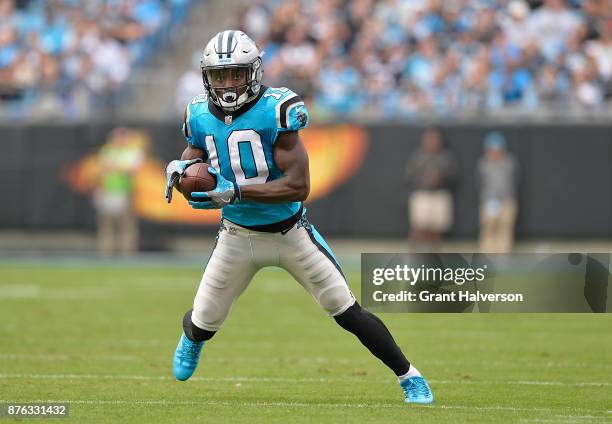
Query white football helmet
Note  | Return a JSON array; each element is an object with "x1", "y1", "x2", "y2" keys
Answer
[{"x1": 200, "y1": 30, "x2": 263, "y2": 112}]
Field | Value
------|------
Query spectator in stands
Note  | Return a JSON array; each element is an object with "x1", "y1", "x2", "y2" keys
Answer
[
  {"x1": 239, "y1": 0, "x2": 269, "y2": 41},
  {"x1": 0, "y1": 25, "x2": 20, "y2": 100},
  {"x1": 232, "y1": 0, "x2": 612, "y2": 119},
  {"x1": 536, "y1": 63, "x2": 572, "y2": 109},
  {"x1": 93, "y1": 31, "x2": 131, "y2": 93},
  {"x1": 0, "y1": 0, "x2": 16, "y2": 24},
  {"x1": 501, "y1": 0, "x2": 532, "y2": 48},
  {"x1": 572, "y1": 65, "x2": 604, "y2": 107},
  {"x1": 586, "y1": 22, "x2": 612, "y2": 95},
  {"x1": 462, "y1": 52, "x2": 494, "y2": 112},
  {"x1": 0, "y1": 0, "x2": 188, "y2": 119},
  {"x1": 405, "y1": 127, "x2": 457, "y2": 249},
  {"x1": 29, "y1": 53, "x2": 63, "y2": 117},
  {"x1": 581, "y1": 0, "x2": 606, "y2": 41},
  {"x1": 526, "y1": 0, "x2": 583, "y2": 61},
  {"x1": 477, "y1": 132, "x2": 518, "y2": 253},
  {"x1": 3, "y1": 0, "x2": 612, "y2": 119},
  {"x1": 315, "y1": 57, "x2": 361, "y2": 115},
  {"x1": 403, "y1": 36, "x2": 438, "y2": 91},
  {"x1": 268, "y1": 22, "x2": 319, "y2": 86},
  {"x1": 93, "y1": 127, "x2": 145, "y2": 256}
]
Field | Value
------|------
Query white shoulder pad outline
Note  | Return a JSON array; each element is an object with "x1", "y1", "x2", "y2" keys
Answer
[
  {"x1": 184, "y1": 93, "x2": 209, "y2": 139},
  {"x1": 183, "y1": 103, "x2": 192, "y2": 139},
  {"x1": 275, "y1": 92, "x2": 305, "y2": 129}
]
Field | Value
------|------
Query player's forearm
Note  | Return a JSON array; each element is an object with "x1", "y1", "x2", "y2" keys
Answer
[
  {"x1": 239, "y1": 177, "x2": 309, "y2": 203},
  {"x1": 180, "y1": 146, "x2": 206, "y2": 160}
]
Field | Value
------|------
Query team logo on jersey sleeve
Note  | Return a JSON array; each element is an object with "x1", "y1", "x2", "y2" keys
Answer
[{"x1": 296, "y1": 108, "x2": 308, "y2": 128}]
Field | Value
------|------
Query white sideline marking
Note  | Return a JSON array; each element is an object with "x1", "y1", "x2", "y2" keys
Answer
[
  {"x1": 0, "y1": 399, "x2": 606, "y2": 420},
  {"x1": 0, "y1": 399, "x2": 607, "y2": 417},
  {"x1": 520, "y1": 418, "x2": 607, "y2": 423},
  {"x1": 1, "y1": 352, "x2": 608, "y2": 371},
  {"x1": 0, "y1": 285, "x2": 40, "y2": 298},
  {"x1": 0, "y1": 373, "x2": 609, "y2": 388},
  {"x1": 0, "y1": 374, "x2": 316, "y2": 383},
  {"x1": 521, "y1": 416, "x2": 611, "y2": 423},
  {"x1": 3, "y1": 351, "x2": 608, "y2": 374},
  {"x1": 0, "y1": 354, "x2": 140, "y2": 362},
  {"x1": 427, "y1": 359, "x2": 612, "y2": 369},
  {"x1": 0, "y1": 285, "x2": 118, "y2": 300},
  {"x1": 515, "y1": 380, "x2": 610, "y2": 387}
]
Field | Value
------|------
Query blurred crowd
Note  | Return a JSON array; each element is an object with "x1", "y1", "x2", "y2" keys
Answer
[
  {"x1": 237, "y1": 0, "x2": 612, "y2": 119},
  {"x1": 0, "y1": 0, "x2": 190, "y2": 119}
]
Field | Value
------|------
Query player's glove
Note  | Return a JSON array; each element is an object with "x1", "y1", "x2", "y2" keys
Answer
[
  {"x1": 165, "y1": 158, "x2": 204, "y2": 203},
  {"x1": 189, "y1": 166, "x2": 241, "y2": 210}
]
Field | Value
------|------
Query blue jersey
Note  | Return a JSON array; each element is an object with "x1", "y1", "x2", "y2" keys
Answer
[{"x1": 183, "y1": 86, "x2": 309, "y2": 228}]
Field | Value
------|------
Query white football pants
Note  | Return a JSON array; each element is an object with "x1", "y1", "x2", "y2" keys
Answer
[{"x1": 191, "y1": 218, "x2": 356, "y2": 331}]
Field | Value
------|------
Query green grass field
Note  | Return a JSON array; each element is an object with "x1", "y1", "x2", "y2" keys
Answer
[{"x1": 0, "y1": 260, "x2": 610, "y2": 423}]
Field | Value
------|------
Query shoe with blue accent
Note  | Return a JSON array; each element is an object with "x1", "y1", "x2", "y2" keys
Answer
[
  {"x1": 173, "y1": 332, "x2": 204, "y2": 381},
  {"x1": 400, "y1": 376, "x2": 434, "y2": 404}
]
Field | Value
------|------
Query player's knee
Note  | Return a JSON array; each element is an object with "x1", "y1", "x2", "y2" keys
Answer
[
  {"x1": 189, "y1": 303, "x2": 227, "y2": 336},
  {"x1": 318, "y1": 285, "x2": 354, "y2": 316},
  {"x1": 193, "y1": 291, "x2": 231, "y2": 327},
  {"x1": 182, "y1": 309, "x2": 217, "y2": 342}
]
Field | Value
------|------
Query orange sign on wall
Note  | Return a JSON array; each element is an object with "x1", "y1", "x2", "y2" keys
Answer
[{"x1": 66, "y1": 125, "x2": 367, "y2": 225}]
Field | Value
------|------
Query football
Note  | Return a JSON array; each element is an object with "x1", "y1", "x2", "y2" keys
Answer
[{"x1": 179, "y1": 162, "x2": 217, "y2": 201}]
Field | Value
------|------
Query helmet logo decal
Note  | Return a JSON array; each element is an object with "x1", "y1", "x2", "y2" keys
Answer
[
  {"x1": 216, "y1": 32, "x2": 224, "y2": 58},
  {"x1": 226, "y1": 31, "x2": 236, "y2": 56},
  {"x1": 216, "y1": 30, "x2": 236, "y2": 59}
]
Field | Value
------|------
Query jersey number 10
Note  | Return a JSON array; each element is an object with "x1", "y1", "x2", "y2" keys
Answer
[{"x1": 205, "y1": 130, "x2": 270, "y2": 186}]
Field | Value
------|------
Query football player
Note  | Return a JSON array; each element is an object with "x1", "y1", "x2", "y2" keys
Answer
[{"x1": 165, "y1": 30, "x2": 433, "y2": 404}]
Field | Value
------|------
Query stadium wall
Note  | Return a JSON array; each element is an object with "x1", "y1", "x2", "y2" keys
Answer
[{"x1": 1, "y1": 123, "x2": 610, "y2": 240}]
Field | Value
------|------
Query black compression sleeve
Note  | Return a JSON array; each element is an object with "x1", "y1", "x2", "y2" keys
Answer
[{"x1": 334, "y1": 302, "x2": 410, "y2": 376}]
